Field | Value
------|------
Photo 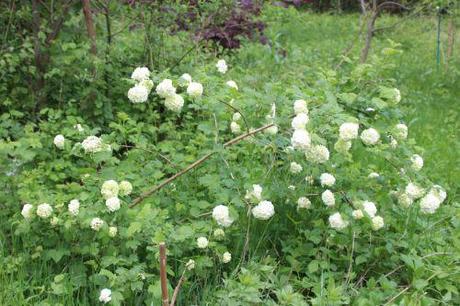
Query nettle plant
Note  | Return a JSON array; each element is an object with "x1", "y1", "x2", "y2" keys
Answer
[{"x1": 14, "y1": 50, "x2": 447, "y2": 304}]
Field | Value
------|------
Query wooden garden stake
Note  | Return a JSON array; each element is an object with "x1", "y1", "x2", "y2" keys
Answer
[{"x1": 159, "y1": 242, "x2": 169, "y2": 306}]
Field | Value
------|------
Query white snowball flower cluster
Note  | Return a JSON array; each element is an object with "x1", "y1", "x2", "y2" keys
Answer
[
  {"x1": 128, "y1": 83, "x2": 150, "y2": 104},
  {"x1": 306, "y1": 145, "x2": 330, "y2": 164},
  {"x1": 216, "y1": 59, "x2": 228, "y2": 74},
  {"x1": 21, "y1": 204, "x2": 34, "y2": 219},
  {"x1": 410, "y1": 154, "x2": 424, "y2": 171},
  {"x1": 291, "y1": 113, "x2": 309, "y2": 130},
  {"x1": 291, "y1": 129, "x2": 311, "y2": 150},
  {"x1": 119, "y1": 180, "x2": 133, "y2": 196},
  {"x1": 156, "y1": 79, "x2": 176, "y2": 98},
  {"x1": 230, "y1": 121, "x2": 241, "y2": 134},
  {"x1": 393, "y1": 88, "x2": 401, "y2": 103},
  {"x1": 36, "y1": 203, "x2": 53, "y2": 219},
  {"x1": 164, "y1": 94, "x2": 184, "y2": 113},
  {"x1": 212, "y1": 205, "x2": 234, "y2": 227},
  {"x1": 82, "y1": 136, "x2": 103, "y2": 153},
  {"x1": 90, "y1": 217, "x2": 104, "y2": 231},
  {"x1": 68, "y1": 199, "x2": 80, "y2": 216},
  {"x1": 101, "y1": 180, "x2": 119, "y2": 199},
  {"x1": 106, "y1": 197, "x2": 121, "y2": 212},
  {"x1": 397, "y1": 192, "x2": 414, "y2": 207},
  {"x1": 329, "y1": 212, "x2": 348, "y2": 230},
  {"x1": 99, "y1": 288, "x2": 112, "y2": 304},
  {"x1": 53, "y1": 135, "x2": 65, "y2": 149},
  {"x1": 368, "y1": 172, "x2": 380, "y2": 179},
  {"x1": 226, "y1": 80, "x2": 238, "y2": 90},
  {"x1": 352, "y1": 209, "x2": 364, "y2": 220},
  {"x1": 290, "y1": 162, "x2": 303, "y2": 174},
  {"x1": 320, "y1": 173, "x2": 335, "y2": 187},
  {"x1": 179, "y1": 73, "x2": 192, "y2": 87},
  {"x1": 187, "y1": 81, "x2": 203, "y2": 98},
  {"x1": 131, "y1": 67, "x2": 150, "y2": 82},
  {"x1": 245, "y1": 184, "x2": 263, "y2": 203},
  {"x1": 297, "y1": 197, "x2": 311, "y2": 209},
  {"x1": 197, "y1": 236, "x2": 209, "y2": 249},
  {"x1": 371, "y1": 216, "x2": 384, "y2": 230},
  {"x1": 360, "y1": 128, "x2": 380, "y2": 145},
  {"x1": 419, "y1": 185, "x2": 447, "y2": 214},
  {"x1": 293, "y1": 99, "x2": 308, "y2": 114},
  {"x1": 322, "y1": 190, "x2": 335, "y2": 207},
  {"x1": 339, "y1": 122, "x2": 359, "y2": 141},
  {"x1": 394, "y1": 123, "x2": 408, "y2": 140},
  {"x1": 50, "y1": 217, "x2": 59, "y2": 226},
  {"x1": 222, "y1": 251, "x2": 232, "y2": 263},
  {"x1": 334, "y1": 139, "x2": 352, "y2": 153},
  {"x1": 252, "y1": 200, "x2": 275, "y2": 220},
  {"x1": 390, "y1": 137, "x2": 398, "y2": 149},
  {"x1": 186, "y1": 259, "x2": 195, "y2": 270},
  {"x1": 232, "y1": 113, "x2": 241, "y2": 121},
  {"x1": 362, "y1": 201, "x2": 377, "y2": 218},
  {"x1": 405, "y1": 182, "x2": 424, "y2": 200},
  {"x1": 108, "y1": 226, "x2": 118, "y2": 237},
  {"x1": 213, "y1": 228, "x2": 225, "y2": 239}
]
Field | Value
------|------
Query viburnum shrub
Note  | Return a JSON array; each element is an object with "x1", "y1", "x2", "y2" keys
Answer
[{"x1": 9, "y1": 47, "x2": 449, "y2": 304}]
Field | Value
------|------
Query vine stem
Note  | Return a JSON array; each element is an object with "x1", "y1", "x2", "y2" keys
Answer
[{"x1": 129, "y1": 122, "x2": 275, "y2": 208}]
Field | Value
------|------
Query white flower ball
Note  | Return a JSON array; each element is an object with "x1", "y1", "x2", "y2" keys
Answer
[
  {"x1": 99, "y1": 288, "x2": 112, "y2": 304},
  {"x1": 156, "y1": 79, "x2": 176, "y2": 98},
  {"x1": 139, "y1": 79, "x2": 154, "y2": 93},
  {"x1": 398, "y1": 193, "x2": 413, "y2": 207},
  {"x1": 216, "y1": 59, "x2": 228, "y2": 74},
  {"x1": 232, "y1": 112, "x2": 241, "y2": 121},
  {"x1": 226, "y1": 80, "x2": 238, "y2": 90},
  {"x1": 128, "y1": 84, "x2": 149, "y2": 103},
  {"x1": 288, "y1": 185, "x2": 296, "y2": 190},
  {"x1": 352, "y1": 209, "x2": 364, "y2": 220},
  {"x1": 106, "y1": 197, "x2": 121, "y2": 212},
  {"x1": 197, "y1": 236, "x2": 209, "y2": 249},
  {"x1": 306, "y1": 145, "x2": 330, "y2": 164},
  {"x1": 410, "y1": 154, "x2": 423, "y2": 172},
  {"x1": 68, "y1": 199, "x2": 80, "y2": 216},
  {"x1": 368, "y1": 172, "x2": 380, "y2": 178},
  {"x1": 290, "y1": 162, "x2": 303, "y2": 174},
  {"x1": 245, "y1": 184, "x2": 263, "y2": 202},
  {"x1": 419, "y1": 193, "x2": 441, "y2": 214},
  {"x1": 213, "y1": 228, "x2": 225, "y2": 238},
  {"x1": 50, "y1": 216, "x2": 59, "y2": 226},
  {"x1": 179, "y1": 73, "x2": 192, "y2": 87},
  {"x1": 90, "y1": 218, "x2": 104, "y2": 231},
  {"x1": 131, "y1": 67, "x2": 150, "y2": 82},
  {"x1": 291, "y1": 113, "x2": 309, "y2": 130},
  {"x1": 164, "y1": 94, "x2": 184, "y2": 112},
  {"x1": 119, "y1": 180, "x2": 133, "y2": 196},
  {"x1": 108, "y1": 226, "x2": 118, "y2": 237},
  {"x1": 329, "y1": 212, "x2": 348, "y2": 230},
  {"x1": 339, "y1": 122, "x2": 359, "y2": 141},
  {"x1": 74, "y1": 124, "x2": 84, "y2": 132},
  {"x1": 297, "y1": 197, "x2": 311, "y2": 209},
  {"x1": 187, "y1": 82, "x2": 203, "y2": 98},
  {"x1": 293, "y1": 99, "x2": 308, "y2": 114},
  {"x1": 212, "y1": 205, "x2": 234, "y2": 227},
  {"x1": 222, "y1": 252, "x2": 232, "y2": 263},
  {"x1": 322, "y1": 190, "x2": 335, "y2": 207},
  {"x1": 265, "y1": 125, "x2": 278, "y2": 135},
  {"x1": 230, "y1": 121, "x2": 241, "y2": 134},
  {"x1": 36, "y1": 203, "x2": 53, "y2": 218},
  {"x1": 320, "y1": 173, "x2": 335, "y2": 187},
  {"x1": 360, "y1": 128, "x2": 380, "y2": 145},
  {"x1": 405, "y1": 182, "x2": 424, "y2": 200},
  {"x1": 82, "y1": 136, "x2": 103, "y2": 153},
  {"x1": 430, "y1": 185, "x2": 447, "y2": 203},
  {"x1": 291, "y1": 129, "x2": 311, "y2": 150},
  {"x1": 101, "y1": 180, "x2": 119, "y2": 199},
  {"x1": 334, "y1": 139, "x2": 352, "y2": 153},
  {"x1": 21, "y1": 204, "x2": 34, "y2": 219},
  {"x1": 186, "y1": 259, "x2": 195, "y2": 270},
  {"x1": 390, "y1": 138, "x2": 398, "y2": 149},
  {"x1": 53, "y1": 135, "x2": 65, "y2": 149},
  {"x1": 371, "y1": 216, "x2": 384, "y2": 230},
  {"x1": 362, "y1": 201, "x2": 377, "y2": 218},
  {"x1": 395, "y1": 123, "x2": 408, "y2": 140},
  {"x1": 252, "y1": 200, "x2": 275, "y2": 220},
  {"x1": 394, "y1": 88, "x2": 401, "y2": 103}
]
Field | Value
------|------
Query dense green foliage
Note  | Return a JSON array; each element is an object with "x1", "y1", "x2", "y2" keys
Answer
[{"x1": 1, "y1": 2, "x2": 459, "y2": 306}]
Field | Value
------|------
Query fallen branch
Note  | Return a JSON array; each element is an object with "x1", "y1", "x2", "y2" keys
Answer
[
  {"x1": 129, "y1": 122, "x2": 275, "y2": 208},
  {"x1": 170, "y1": 270, "x2": 186, "y2": 306}
]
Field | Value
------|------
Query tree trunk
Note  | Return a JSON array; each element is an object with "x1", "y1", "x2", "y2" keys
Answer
[{"x1": 82, "y1": 0, "x2": 97, "y2": 55}]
